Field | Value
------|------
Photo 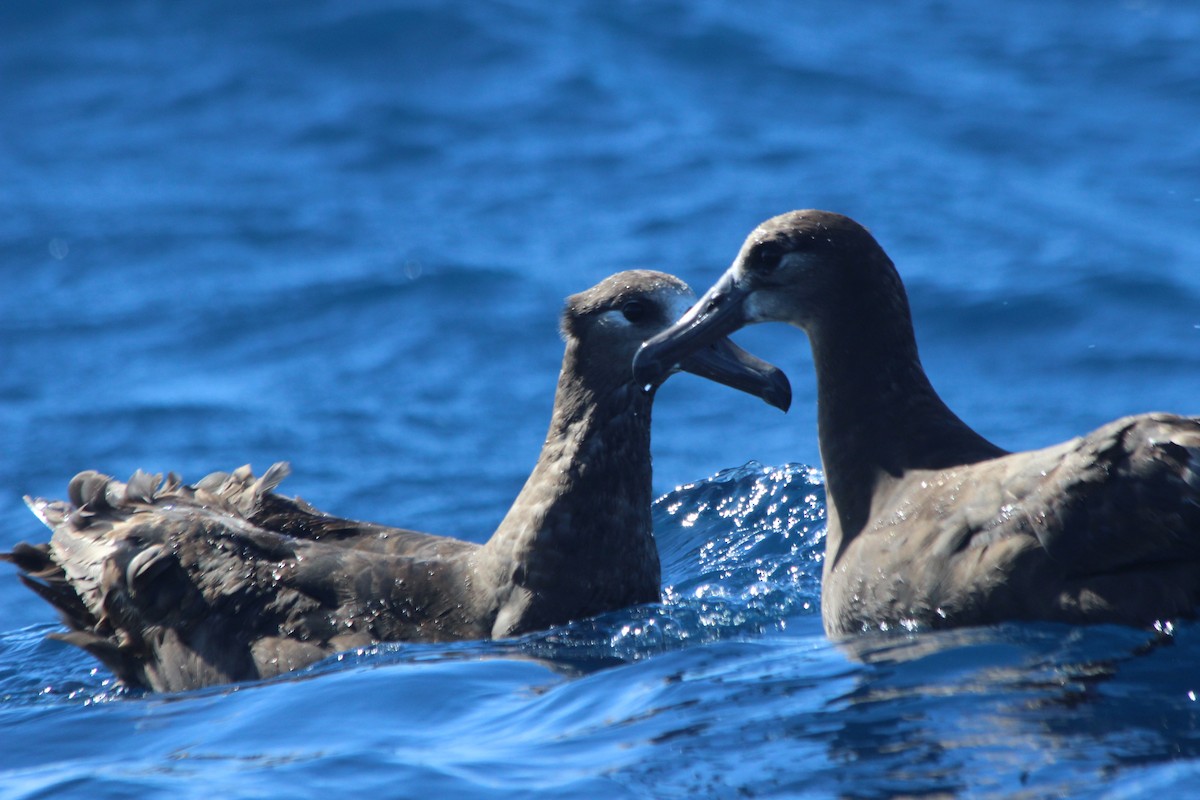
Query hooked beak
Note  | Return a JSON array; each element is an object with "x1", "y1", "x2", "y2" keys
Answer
[
  {"x1": 675, "y1": 333, "x2": 790, "y2": 412},
  {"x1": 635, "y1": 270, "x2": 760, "y2": 394}
]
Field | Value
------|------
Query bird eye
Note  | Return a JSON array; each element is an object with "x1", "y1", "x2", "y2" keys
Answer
[
  {"x1": 751, "y1": 241, "x2": 784, "y2": 274},
  {"x1": 621, "y1": 300, "x2": 649, "y2": 323}
]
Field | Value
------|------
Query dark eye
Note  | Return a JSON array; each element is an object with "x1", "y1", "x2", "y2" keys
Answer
[
  {"x1": 621, "y1": 300, "x2": 650, "y2": 323},
  {"x1": 750, "y1": 241, "x2": 785, "y2": 274}
]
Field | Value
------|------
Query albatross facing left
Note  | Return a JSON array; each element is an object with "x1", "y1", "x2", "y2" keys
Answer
[
  {"x1": 635, "y1": 210, "x2": 1200, "y2": 636},
  {"x1": 4, "y1": 270, "x2": 790, "y2": 691}
]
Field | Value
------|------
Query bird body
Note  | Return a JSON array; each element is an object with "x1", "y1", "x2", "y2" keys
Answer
[
  {"x1": 635, "y1": 210, "x2": 1200, "y2": 636},
  {"x1": 6, "y1": 270, "x2": 790, "y2": 690},
  {"x1": 823, "y1": 413, "x2": 1200, "y2": 634}
]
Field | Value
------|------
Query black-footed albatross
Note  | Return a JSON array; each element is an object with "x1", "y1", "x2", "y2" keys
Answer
[
  {"x1": 4, "y1": 270, "x2": 790, "y2": 691},
  {"x1": 634, "y1": 210, "x2": 1200, "y2": 636}
]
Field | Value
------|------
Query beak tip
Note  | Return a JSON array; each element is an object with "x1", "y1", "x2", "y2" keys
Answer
[
  {"x1": 765, "y1": 372, "x2": 793, "y2": 412},
  {"x1": 632, "y1": 346, "x2": 666, "y2": 388}
]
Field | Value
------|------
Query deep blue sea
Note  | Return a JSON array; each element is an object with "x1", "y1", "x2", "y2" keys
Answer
[{"x1": 2, "y1": 1, "x2": 1199, "y2": 797}]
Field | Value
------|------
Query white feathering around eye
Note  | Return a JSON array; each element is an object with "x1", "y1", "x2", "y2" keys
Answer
[
  {"x1": 780, "y1": 251, "x2": 816, "y2": 272},
  {"x1": 596, "y1": 309, "x2": 636, "y2": 329},
  {"x1": 598, "y1": 286, "x2": 697, "y2": 330}
]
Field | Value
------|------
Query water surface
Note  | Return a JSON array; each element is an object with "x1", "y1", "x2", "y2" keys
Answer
[{"x1": 2, "y1": 1, "x2": 1199, "y2": 797}]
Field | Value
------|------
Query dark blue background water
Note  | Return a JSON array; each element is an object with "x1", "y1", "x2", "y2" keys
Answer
[{"x1": 2, "y1": 1, "x2": 1199, "y2": 797}]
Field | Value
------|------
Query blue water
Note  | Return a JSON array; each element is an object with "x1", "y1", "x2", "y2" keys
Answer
[{"x1": 2, "y1": 0, "x2": 1200, "y2": 796}]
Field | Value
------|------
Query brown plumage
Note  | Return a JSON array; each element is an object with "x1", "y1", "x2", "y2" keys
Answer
[
  {"x1": 4, "y1": 270, "x2": 790, "y2": 691},
  {"x1": 635, "y1": 210, "x2": 1200, "y2": 636}
]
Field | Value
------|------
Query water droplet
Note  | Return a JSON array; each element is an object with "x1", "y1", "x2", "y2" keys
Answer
[{"x1": 49, "y1": 238, "x2": 69, "y2": 260}]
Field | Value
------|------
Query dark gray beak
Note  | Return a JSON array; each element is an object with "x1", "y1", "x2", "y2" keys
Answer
[
  {"x1": 635, "y1": 271, "x2": 759, "y2": 394},
  {"x1": 675, "y1": 333, "x2": 790, "y2": 412}
]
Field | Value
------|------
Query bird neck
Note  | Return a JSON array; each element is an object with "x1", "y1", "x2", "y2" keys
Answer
[
  {"x1": 480, "y1": 342, "x2": 661, "y2": 631},
  {"x1": 806, "y1": 279, "x2": 1005, "y2": 565}
]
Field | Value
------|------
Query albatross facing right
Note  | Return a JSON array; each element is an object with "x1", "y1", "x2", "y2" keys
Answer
[
  {"x1": 635, "y1": 210, "x2": 1200, "y2": 636},
  {"x1": 4, "y1": 270, "x2": 790, "y2": 691}
]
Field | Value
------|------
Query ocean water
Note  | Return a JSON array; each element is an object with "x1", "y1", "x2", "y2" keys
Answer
[{"x1": 2, "y1": 0, "x2": 1199, "y2": 797}]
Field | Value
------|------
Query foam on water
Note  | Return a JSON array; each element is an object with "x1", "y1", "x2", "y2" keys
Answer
[{"x1": 5, "y1": 464, "x2": 1200, "y2": 797}]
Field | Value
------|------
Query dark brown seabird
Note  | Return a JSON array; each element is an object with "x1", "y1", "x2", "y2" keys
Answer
[
  {"x1": 4, "y1": 270, "x2": 790, "y2": 691},
  {"x1": 634, "y1": 210, "x2": 1200, "y2": 637}
]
